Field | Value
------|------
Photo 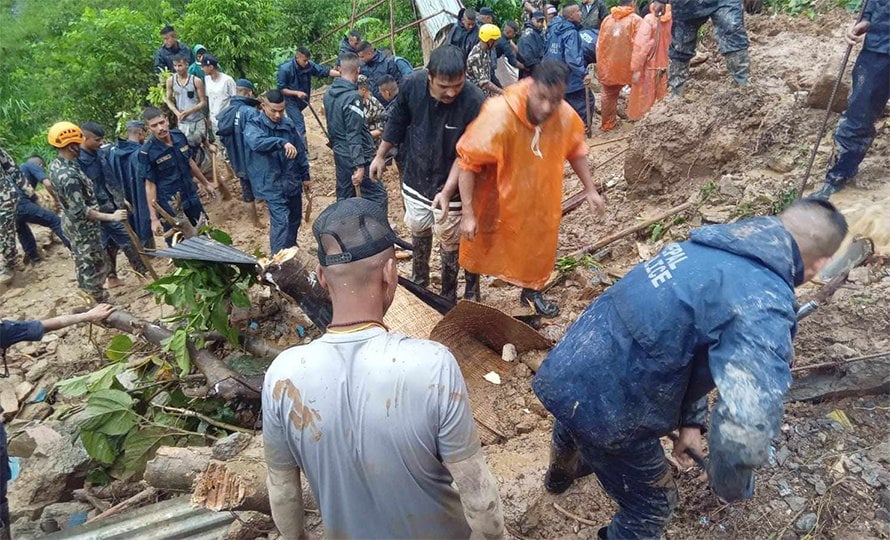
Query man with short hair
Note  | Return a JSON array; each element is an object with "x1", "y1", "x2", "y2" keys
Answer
[
  {"x1": 48, "y1": 122, "x2": 128, "y2": 302},
  {"x1": 217, "y1": 79, "x2": 262, "y2": 228},
  {"x1": 377, "y1": 75, "x2": 400, "y2": 112},
  {"x1": 339, "y1": 30, "x2": 363, "y2": 56},
  {"x1": 244, "y1": 90, "x2": 310, "y2": 254},
  {"x1": 447, "y1": 8, "x2": 480, "y2": 59},
  {"x1": 533, "y1": 199, "x2": 848, "y2": 539},
  {"x1": 355, "y1": 42, "x2": 403, "y2": 104},
  {"x1": 580, "y1": 0, "x2": 610, "y2": 30},
  {"x1": 356, "y1": 75, "x2": 386, "y2": 141},
  {"x1": 434, "y1": 61, "x2": 605, "y2": 316},
  {"x1": 323, "y1": 52, "x2": 388, "y2": 210},
  {"x1": 518, "y1": 10, "x2": 547, "y2": 78},
  {"x1": 109, "y1": 121, "x2": 153, "y2": 248},
  {"x1": 263, "y1": 197, "x2": 505, "y2": 540},
  {"x1": 165, "y1": 54, "x2": 208, "y2": 151},
  {"x1": 189, "y1": 44, "x2": 207, "y2": 80},
  {"x1": 78, "y1": 122, "x2": 149, "y2": 285},
  {"x1": 524, "y1": 0, "x2": 545, "y2": 20},
  {"x1": 370, "y1": 45, "x2": 485, "y2": 302},
  {"x1": 201, "y1": 54, "x2": 236, "y2": 133},
  {"x1": 139, "y1": 107, "x2": 215, "y2": 243},
  {"x1": 467, "y1": 24, "x2": 505, "y2": 97},
  {"x1": 545, "y1": 2, "x2": 590, "y2": 128},
  {"x1": 276, "y1": 46, "x2": 340, "y2": 141},
  {"x1": 153, "y1": 25, "x2": 194, "y2": 73}
]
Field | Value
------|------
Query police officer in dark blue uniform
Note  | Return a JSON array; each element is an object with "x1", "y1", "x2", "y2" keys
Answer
[
  {"x1": 217, "y1": 79, "x2": 263, "y2": 227},
  {"x1": 815, "y1": 1, "x2": 890, "y2": 199},
  {"x1": 109, "y1": 120, "x2": 152, "y2": 248},
  {"x1": 276, "y1": 47, "x2": 340, "y2": 142},
  {"x1": 138, "y1": 107, "x2": 216, "y2": 245},
  {"x1": 533, "y1": 199, "x2": 848, "y2": 539},
  {"x1": 244, "y1": 89, "x2": 310, "y2": 255}
]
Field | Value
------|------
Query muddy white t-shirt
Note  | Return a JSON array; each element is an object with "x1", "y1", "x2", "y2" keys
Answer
[{"x1": 262, "y1": 327, "x2": 479, "y2": 539}]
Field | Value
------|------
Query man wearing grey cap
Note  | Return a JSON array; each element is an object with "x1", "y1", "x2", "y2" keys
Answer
[{"x1": 262, "y1": 197, "x2": 506, "y2": 540}]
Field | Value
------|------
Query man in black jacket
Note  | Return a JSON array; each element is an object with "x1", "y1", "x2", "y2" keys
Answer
[
  {"x1": 580, "y1": 0, "x2": 609, "y2": 30},
  {"x1": 446, "y1": 9, "x2": 480, "y2": 59},
  {"x1": 356, "y1": 42, "x2": 403, "y2": 105},
  {"x1": 217, "y1": 79, "x2": 262, "y2": 228},
  {"x1": 324, "y1": 53, "x2": 388, "y2": 211},
  {"x1": 153, "y1": 25, "x2": 194, "y2": 73},
  {"x1": 369, "y1": 46, "x2": 484, "y2": 302},
  {"x1": 518, "y1": 10, "x2": 547, "y2": 78}
]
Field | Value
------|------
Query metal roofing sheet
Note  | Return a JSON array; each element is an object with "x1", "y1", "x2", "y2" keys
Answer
[
  {"x1": 415, "y1": 0, "x2": 463, "y2": 42},
  {"x1": 150, "y1": 237, "x2": 258, "y2": 265}
]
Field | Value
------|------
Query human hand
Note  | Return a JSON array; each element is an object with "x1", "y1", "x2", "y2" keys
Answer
[
  {"x1": 351, "y1": 167, "x2": 364, "y2": 186},
  {"x1": 302, "y1": 180, "x2": 312, "y2": 194},
  {"x1": 369, "y1": 156, "x2": 386, "y2": 180},
  {"x1": 845, "y1": 20, "x2": 870, "y2": 46},
  {"x1": 284, "y1": 142, "x2": 298, "y2": 159},
  {"x1": 151, "y1": 218, "x2": 164, "y2": 236},
  {"x1": 207, "y1": 143, "x2": 218, "y2": 154},
  {"x1": 111, "y1": 209, "x2": 129, "y2": 222},
  {"x1": 586, "y1": 189, "x2": 605, "y2": 216},
  {"x1": 672, "y1": 427, "x2": 706, "y2": 469},
  {"x1": 652, "y1": 1, "x2": 666, "y2": 16},
  {"x1": 632, "y1": 71, "x2": 641, "y2": 85},
  {"x1": 84, "y1": 303, "x2": 116, "y2": 322},
  {"x1": 296, "y1": 91, "x2": 309, "y2": 100},
  {"x1": 431, "y1": 192, "x2": 451, "y2": 223},
  {"x1": 460, "y1": 213, "x2": 478, "y2": 240}
]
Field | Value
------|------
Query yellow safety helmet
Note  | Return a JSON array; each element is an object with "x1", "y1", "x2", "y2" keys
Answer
[
  {"x1": 478, "y1": 23, "x2": 502, "y2": 43},
  {"x1": 47, "y1": 121, "x2": 85, "y2": 149}
]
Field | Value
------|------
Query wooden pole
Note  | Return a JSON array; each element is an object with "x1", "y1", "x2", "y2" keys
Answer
[
  {"x1": 312, "y1": 0, "x2": 387, "y2": 46},
  {"x1": 350, "y1": 0, "x2": 359, "y2": 30},
  {"x1": 568, "y1": 201, "x2": 695, "y2": 258},
  {"x1": 388, "y1": 0, "x2": 397, "y2": 56},
  {"x1": 321, "y1": 10, "x2": 446, "y2": 65}
]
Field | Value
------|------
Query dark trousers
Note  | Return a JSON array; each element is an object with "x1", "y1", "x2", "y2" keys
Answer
[
  {"x1": 15, "y1": 197, "x2": 70, "y2": 259},
  {"x1": 333, "y1": 155, "x2": 389, "y2": 213},
  {"x1": 669, "y1": 0, "x2": 749, "y2": 61},
  {"x1": 238, "y1": 177, "x2": 255, "y2": 202},
  {"x1": 267, "y1": 192, "x2": 302, "y2": 255},
  {"x1": 0, "y1": 421, "x2": 9, "y2": 539},
  {"x1": 551, "y1": 421, "x2": 678, "y2": 539},
  {"x1": 826, "y1": 49, "x2": 890, "y2": 188},
  {"x1": 100, "y1": 221, "x2": 148, "y2": 276},
  {"x1": 565, "y1": 89, "x2": 591, "y2": 129},
  {"x1": 285, "y1": 102, "x2": 308, "y2": 144}
]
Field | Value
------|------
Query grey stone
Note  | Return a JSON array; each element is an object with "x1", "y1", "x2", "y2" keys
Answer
[
  {"x1": 515, "y1": 421, "x2": 536, "y2": 435},
  {"x1": 224, "y1": 511, "x2": 275, "y2": 540},
  {"x1": 212, "y1": 432, "x2": 253, "y2": 461},
  {"x1": 880, "y1": 488, "x2": 890, "y2": 512},
  {"x1": 794, "y1": 512, "x2": 817, "y2": 533},
  {"x1": 24, "y1": 359, "x2": 51, "y2": 383},
  {"x1": 785, "y1": 496, "x2": 807, "y2": 513},
  {"x1": 876, "y1": 508, "x2": 890, "y2": 523},
  {"x1": 777, "y1": 446, "x2": 792, "y2": 466},
  {"x1": 7, "y1": 424, "x2": 63, "y2": 458},
  {"x1": 770, "y1": 499, "x2": 789, "y2": 512},
  {"x1": 827, "y1": 343, "x2": 857, "y2": 359},
  {"x1": 39, "y1": 501, "x2": 93, "y2": 530},
  {"x1": 868, "y1": 442, "x2": 890, "y2": 465},
  {"x1": 777, "y1": 479, "x2": 792, "y2": 497},
  {"x1": 16, "y1": 402, "x2": 53, "y2": 422}
]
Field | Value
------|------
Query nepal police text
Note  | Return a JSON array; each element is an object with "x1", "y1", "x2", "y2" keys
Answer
[{"x1": 644, "y1": 243, "x2": 688, "y2": 288}]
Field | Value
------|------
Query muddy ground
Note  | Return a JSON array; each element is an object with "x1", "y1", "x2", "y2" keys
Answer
[{"x1": 2, "y1": 8, "x2": 889, "y2": 540}]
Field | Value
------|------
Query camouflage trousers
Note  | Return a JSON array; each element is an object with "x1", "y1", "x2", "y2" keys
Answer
[
  {"x1": 65, "y1": 222, "x2": 111, "y2": 303},
  {"x1": 0, "y1": 199, "x2": 16, "y2": 272}
]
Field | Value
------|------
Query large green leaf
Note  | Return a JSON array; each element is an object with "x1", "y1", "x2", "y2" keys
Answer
[
  {"x1": 77, "y1": 389, "x2": 137, "y2": 436},
  {"x1": 121, "y1": 427, "x2": 175, "y2": 474},
  {"x1": 105, "y1": 334, "x2": 134, "y2": 361},
  {"x1": 81, "y1": 430, "x2": 118, "y2": 464},
  {"x1": 56, "y1": 373, "x2": 90, "y2": 398},
  {"x1": 163, "y1": 328, "x2": 191, "y2": 377}
]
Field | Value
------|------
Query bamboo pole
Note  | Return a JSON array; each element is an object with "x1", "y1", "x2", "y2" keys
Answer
[
  {"x1": 321, "y1": 10, "x2": 446, "y2": 65},
  {"x1": 568, "y1": 201, "x2": 695, "y2": 258},
  {"x1": 388, "y1": 0, "x2": 397, "y2": 55},
  {"x1": 312, "y1": 0, "x2": 387, "y2": 46}
]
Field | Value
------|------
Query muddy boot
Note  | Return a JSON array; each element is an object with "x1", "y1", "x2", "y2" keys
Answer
[
  {"x1": 544, "y1": 445, "x2": 581, "y2": 494},
  {"x1": 105, "y1": 245, "x2": 120, "y2": 285},
  {"x1": 411, "y1": 235, "x2": 433, "y2": 288},
  {"x1": 668, "y1": 60, "x2": 691, "y2": 95},
  {"x1": 724, "y1": 49, "x2": 750, "y2": 87},
  {"x1": 521, "y1": 288, "x2": 560, "y2": 318},
  {"x1": 440, "y1": 250, "x2": 460, "y2": 303},
  {"x1": 246, "y1": 201, "x2": 261, "y2": 228},
  {"x1": 463, "y1": 272, "x2": 482, "y2": 302}
]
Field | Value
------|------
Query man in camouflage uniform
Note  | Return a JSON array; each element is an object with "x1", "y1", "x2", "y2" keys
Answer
[
  {"x1": 47, "y1": 122, "x2": 129, "y2": 303},
  {"x1": 0, "y1": 147, "x2": 30, "y2": 284},
  {"x1": 357, "y1": 75, "x2": 386, "y2": 141},
  {"x1": 467, "y1": 24, "x2": 504, "y2": 97}
]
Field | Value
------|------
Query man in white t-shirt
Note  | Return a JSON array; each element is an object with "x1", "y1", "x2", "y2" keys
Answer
[
  {"x1": 201, "y1": 54, "x2": 236, "y2": 133},
  {"x1": 262, "y1": 197, "x2": 506, "y2": 539}
]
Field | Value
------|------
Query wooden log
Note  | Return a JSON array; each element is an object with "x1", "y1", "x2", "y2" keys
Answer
[
  {"x1": 104, "y1": 311, "x2": 260, "y2": 401},
  {"x1": 786, "y1": 357, "x2": 890, "y2": 403},
  {"x1": 260, "y1": 247, "x2": 333, "y2": 330},
  {"x1": 144, "y1": 446, "x2": 213, "y2": 491},
  {"x1": 191, "y1": 447, "x2": 269, "y2": 514},
  {"x1": 86, "y1": 486, "x2": 158, "y2": 524}
]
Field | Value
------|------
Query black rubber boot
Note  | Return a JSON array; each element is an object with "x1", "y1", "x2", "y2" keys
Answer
[
  {"x1": 521, "y1": 288, "x2": 560, "y2": 318},
  {"x1": 668, "y1": 60, "x2": 691, "y2": 95},
  {"x1": 813, "y1": 182, "x2": 842, "y2": 200},
  {"x1": 464, "y1": 272, "x2": 481, "y2": 301},
  {"x1": 411, "y1": 235, "x2": 433, "y2": 288},
  {"x1": 724, "y1": 49, "x2": 751, "y2": 87},
  {"x1": 544, "y1": 445, "x2": 580, "y2": 494},
  {"x1": 440, "y1": 250, "x2": 460, "y2": 303}
]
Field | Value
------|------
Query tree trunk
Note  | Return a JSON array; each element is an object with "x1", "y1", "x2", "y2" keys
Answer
[
  {"x1": 144, "y1": 446, "x2": 213, "y2": 492},
  {"x1": 191, "y1": 447, "x2": 269, "y2": 514},
  {"x1": 260, "y1": 247, "x2": 333, "y2": 330}
]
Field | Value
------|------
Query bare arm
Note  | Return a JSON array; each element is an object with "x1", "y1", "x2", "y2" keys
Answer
[
  {"x1": 457, "y1": 167, "x2": 479, "y2": 240},
  {"x1": 266, "y1": 462, "x2": 307, "y2": 539},
  {"x1": 329, "y1": 69, "x2": 341, "y2": 77},
  {"x1": 444, "y1": 449, "x2": 505, "y2": 539},
  {"x1": 189, "y1": 158, "x2": 213, "y2": 188},
  {"x1": 86, "y1": 208, "x2": 127, "y2": 223},
  {"x1": 568, "y1": 154, "x2": 604, "y2": 215},
  {"x1": 164, "y1": 77, "x2": 181, "y2": 116},
  {"x1": 42, "y1": 304, "x2": 116, "y2": 331},
  {"x1": 145, "y1": 179, "x2": 160, "y2": 228}
]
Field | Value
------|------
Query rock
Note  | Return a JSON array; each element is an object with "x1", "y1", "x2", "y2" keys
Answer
[
  {"x1": 11, "y1": 517, "x2": 43, "y2": 540},
  {"x1": 15, "y1": 381, "x2": 35, "y2": 402},
  {"x1": 502, "y1": 343, "x2": 517, "y2": 363},
  {"x1": 876, "y1": 508, "x2": 890, "y2": 523},
  {"x1": 795, "y1": 512, "x2": 818, "y2": 533},
  {"x1": 528, "y1": 400, "x2": 549, "y2": 418},
  {"x1": 880, "y1": 488, "x2": 890, "y2": 512},
  {"x1": 212, "y1": 432, "x2": 254, "y2": 461},
  {"x1": 767, "y1": 155, "x2": 795, "y2": 174},
  {"x1": 868, "y1": 442, "x2": 890, "y2": 465},
  {"x1": 515, "y1": 421, "x2": 536, "y2": 435},
  {"x1": 514, "y1": 362, "x2": 532, "y2": 379},
  {"x1": 777, "y1": 446, "x2": 792, "y2": 466},
  {"x1": 770, "y1": 499, "x2": 789, "y2": 512},
  {"x1": 812, "y1": 477, "x2": 827, "y2": 495},
  {"x1": 540, "y1": 325, "x2": 566, "y2": 342},
  {"x1": 24, "y1": 358, "x2": 51, "y2": 383},
  {"x1": 0, "y1": 380, "x2": 20, "y2": 417},
  {"x1": 700, "y1": 205, "x2": 734, "y2": 224},
  {"x1": 847, "y1": 266, "x2": 870, "y2": 284},
  {"x1": 7, "y1": 424, "x2": 64, "y2": 458},
  {"x1": 39, "y1": 501, "x2": 92, "y2": 530},
  {"x1": 778, "y1": 479, "x2": 793, "y2": 497},
  {"x1": 806, "y1": 70, "x2": 849, "y2": 113},
  {"x1": 861, "y1": 460, "x2": 890, "y2": 488},
  {"x1": 785, "y1": 496, "x2": 807, "y2": 512},
  {"x1": 828, "y1": 343, "x2": 858, "y2": 359},
  {"x1": 17, "y1": 402, "x2": 53, "y2": 422},
  {"x1": 717, "y1": 175, "x2": 744, "y2": 198},
  {"x1": 224, "y1": 511, "x2": 275, "y2": 540}
]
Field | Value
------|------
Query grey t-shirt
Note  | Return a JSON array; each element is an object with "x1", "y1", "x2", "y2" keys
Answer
[{"x1": 262, "y1": 327, "x2": 479, "y2": 539}]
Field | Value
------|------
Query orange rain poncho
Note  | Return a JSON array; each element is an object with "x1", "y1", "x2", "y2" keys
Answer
[
  {"x1": 596, "y1": 5, "x2": 642, "y2": 131},
  {"x1": 628, "y1": 4, "x2": 672, "y2": 121},
  {"x1": 456, "y1": 78, "x2": 587, "y2": 290}
]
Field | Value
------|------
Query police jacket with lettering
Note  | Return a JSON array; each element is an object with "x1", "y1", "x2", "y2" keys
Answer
[
  {"x1": 138, "y1": 129, "x2": 201, "y2": 213},
  {"x1": 533, "y1": 217, "x2": 802, "y2": 502},
  {"x1": 243, "y1": 112, "x2": 309, "y2": 201},
  {"x1": 544, "y1": 16, "x2": 586, "y2": 93}
]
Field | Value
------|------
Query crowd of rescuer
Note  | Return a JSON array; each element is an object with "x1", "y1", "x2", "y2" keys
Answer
[{"x1": 262, "y1": 197, "x2": 505, "y2": 539}]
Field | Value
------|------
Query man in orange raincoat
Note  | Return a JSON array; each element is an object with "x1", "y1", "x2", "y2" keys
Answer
[
  {"x1": 596, "y1": 0, "x2": 642, "y2": 131},
  {"x1": 628, "y1": 4, "x2": 672, "y2": 121},
  {"x1": 433, "y1": 61, "x2": 606, "y2": 317}
]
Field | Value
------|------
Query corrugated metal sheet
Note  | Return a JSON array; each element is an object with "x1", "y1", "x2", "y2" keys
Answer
[
  {"x1": 43, "y1": 496, "x2": 236, "y2": 540},
  {"x1": 150, "y1": 236, "x2": 258, "y2": 265},
  {"x1": 415, "y1": 0, "x2": 463, "y2": 43}
]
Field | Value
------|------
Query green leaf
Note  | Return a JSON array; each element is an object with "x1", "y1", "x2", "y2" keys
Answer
[
  {"x1": 86, "y1": 467, "x2": 113, "y2": 486},
  {"x1": 87, "y1": 362, "x2": 127, "y2": 393},
  {"x1": 105, "y1": 334, "x2": 134, "y2": 361},
  {"x1": 77, "y1": 389, "x2": 137, "y2": 436},
  {"x1": 230, "y1": 287, "x2": 251, "y2": 309},
  {"x1": 81, "y1": 430, "x2": 118, "y2": 464},
  {"x1": 163, "y1": 328, "x2": 191, "y2": 378},
  {"x1": 206, "y1": 228, "x2": 233, "y2": 245},
  {"x1": 121, "y1": 427, "x2": 175, "y2": 474},
  {"x1": 57, "y1": 373, "x2": 90, "y2": 398}
]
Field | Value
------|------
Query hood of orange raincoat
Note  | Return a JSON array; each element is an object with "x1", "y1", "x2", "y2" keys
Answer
[
  {"x1": 610, "y1": 5, "x2": 637, "y2": 19},
  {"x1": 649, "y1": 3, "x2": 672, "y2": 22},
  {"x1": 503, "y1": 78, "x2": 536, "y2": 130}
]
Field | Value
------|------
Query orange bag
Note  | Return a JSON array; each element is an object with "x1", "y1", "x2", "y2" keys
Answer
[
  {"x1": 596, "y1": 6, "x2": 643, "y2": 87},
  {"x1": 456, "y1": 79, "x2": 587, "y2": 290},
  {"x1": 628, "y1": 5, "x2": 672, "y2": 121}
]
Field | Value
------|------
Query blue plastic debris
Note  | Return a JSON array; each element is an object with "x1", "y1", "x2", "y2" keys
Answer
[
  {"x1": 698, "y1": 516, "x2": 710, "y2": 526},
  {"x1": 248, "y1": 321, "x2": 259, "y2": 330},
  {"x1": 68, "y1": 511, "x2": 89, "y2": 528},
  {"x1": 30, "y1": 388, "x2": 47, "y2": 403},
  {"x1": 296, "y1": 325, "x2": 305, "y2": 338},
  {"x1": 8, "y1": 457, "x2": 20, "y2": 482}
]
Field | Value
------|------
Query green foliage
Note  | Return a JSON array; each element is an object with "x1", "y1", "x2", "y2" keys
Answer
[
  {"x1": 556, "y1": 254, "x2": 603, "y2": 273},
  {"x1": 770, "y1": 186, "x2": 798, "y2": 215}
]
